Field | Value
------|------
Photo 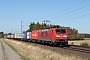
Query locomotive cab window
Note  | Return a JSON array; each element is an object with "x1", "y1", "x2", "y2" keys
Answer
[{"x1": 56, "y1": 29, "x2": 66, "y2": 33}]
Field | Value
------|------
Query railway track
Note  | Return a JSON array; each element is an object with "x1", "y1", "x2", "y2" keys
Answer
[
  {"x1": 63, "y1": 45, "x2": 90, "y2": 53},
  {"x1": 24, "y1": 41, "x2": 90, "y2": 59},
  {"x1": 8, "y1": 38, "x2": 90, "y2": 54},
  {"x1": 7, "y1": 38, "x2": 90, "y2": 59}
]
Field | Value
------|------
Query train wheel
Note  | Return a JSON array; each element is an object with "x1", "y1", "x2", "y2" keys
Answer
[
  {"x1": 65, "y1": 41, "x2": 68, "y2": 46},
  {"x1": 52, "y1": 42, "x2": 57, "y2": 47}
]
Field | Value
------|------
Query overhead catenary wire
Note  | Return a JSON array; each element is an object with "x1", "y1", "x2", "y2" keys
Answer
[
  {"x1": 59, "y1": 13, "x2": 90, "y2": 22},
  {"x1": 41, "y1": 0, "x2": 87, "y2": 20},
  {"x1": 50, "y1": 5, "x2": 90, "y2": 20},
  {"x1": 60, "y1": 8, "x2": 90, "y2": 19}
]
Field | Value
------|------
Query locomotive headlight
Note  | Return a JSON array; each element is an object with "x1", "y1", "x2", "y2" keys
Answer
[
  {"x1": 56, "y1": 36, "x2": 60, "y2": 37},
  {"x1": 63, "y1": 36, "x2": 67, "y2": 37},
  {"x1": 56, "y1": 35, "x2": 60, "y2": 39},
  {"x1": 56, "y1": 36, "x2": 60, "y2": 39}
]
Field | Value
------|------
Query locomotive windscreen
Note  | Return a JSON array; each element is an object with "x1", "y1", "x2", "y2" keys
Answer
[{"x1": 56, "y1": 29, "x2": 66, "y2": 33}]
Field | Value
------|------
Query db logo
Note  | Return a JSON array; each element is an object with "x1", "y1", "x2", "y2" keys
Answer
[{"x1": 32, "y1": 34, "x2": 37, "y2": 36}]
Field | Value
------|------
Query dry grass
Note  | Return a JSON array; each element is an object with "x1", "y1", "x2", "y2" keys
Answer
[
  {"x1": 68, "y1": 40, "x2": 90, "y2": 46},
  {"x1": 4, "y1": 39, "x2": 87, "y2": 60}
]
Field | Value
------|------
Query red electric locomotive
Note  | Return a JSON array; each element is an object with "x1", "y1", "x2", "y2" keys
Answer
[{"x1": 38, "y1": 28, "x2": 68, "y2": 46}]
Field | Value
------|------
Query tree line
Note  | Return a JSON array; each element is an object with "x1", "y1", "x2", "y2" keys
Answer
[
  {"x1": 26, "y1": 22, "x2": 90, "y2": 40},
  {"x1": 1, "y1": 22, "x2": 90, "y2": 40}
]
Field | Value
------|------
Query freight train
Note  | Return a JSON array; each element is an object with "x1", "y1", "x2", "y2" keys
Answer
[{"x1": 6, "y1": 27, "x2": 68, "y2": 46}]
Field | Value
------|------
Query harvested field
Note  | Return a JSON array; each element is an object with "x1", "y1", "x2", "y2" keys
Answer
[
  {"x1": 68, "y1": 40, "x2": 90, "y2": 46},
  {"x1": 4, "y1": 39, "x2": 88, "y2": 60}
]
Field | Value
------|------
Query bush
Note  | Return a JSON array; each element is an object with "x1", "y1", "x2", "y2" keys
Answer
[
  {"x1": 68, "y1": 34, "x2": 84, "y2": 40},
  {"x1": 80, "y1": 42, "x2": 89, "y2": 47},
  {"x1": 71, "y1": 42, "x2": 74, "y2": 45}
]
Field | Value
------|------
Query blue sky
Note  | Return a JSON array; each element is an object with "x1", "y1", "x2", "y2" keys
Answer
[{"x1": 0, "y1": 0, "x2": 90, "y2": 34}]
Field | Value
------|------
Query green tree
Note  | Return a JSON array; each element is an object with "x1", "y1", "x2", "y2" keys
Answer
[
  {"x1": 26, "y1": 29, "x2": 30, "y2": 32},
  {"x1": 27, "y1": 22, "x2": 41, "y2": 32},
  {"x1": 8, "y1": 33, "x2": 12, "y2": 35},
  {"x1": 0, "y1": 32, "x2": 4, "y2": 38},
  {"x1": 28, "y1": 22, "x2": 35, "y2": 32}
]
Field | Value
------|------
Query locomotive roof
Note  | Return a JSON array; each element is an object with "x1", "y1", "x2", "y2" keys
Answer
[{"x1": 40, "y1": 28, "x2": 66, "y2": 32}]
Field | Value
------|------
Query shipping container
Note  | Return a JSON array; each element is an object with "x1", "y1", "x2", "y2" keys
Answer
[
  {"x1": 23, "y1": 32, "x2": 27, "y2": 38},
  {"x1": 14, "y1": 34, "x2": 17, "y2": 38},
  {"x1": 27, "y1": 32, "x2": 31, "y2": 39},
  {"x1": 7, "y1": 35, "x2": 11, "y2": 38},
  {"x1": 11, "y1": 34, "x2": 14, "y2": 38},
  {"x1": 4, "y1": 35, "x2": 6, "y2": 38},
  {"x1": 19, "y1": 33, "x2": 24, "y2": 38},
  {"x1": 30, "y1": 32, "x2": 31, "y2": 39},
  {"x1": 14, "y1": 33, "x2": 24, "y2": 38},
  {"x1": 6, "y1": 34, "x2": 14, "y2": 38},
  {"x1": 31, "y1": 30, "x2": 39, "y2": 40}
]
